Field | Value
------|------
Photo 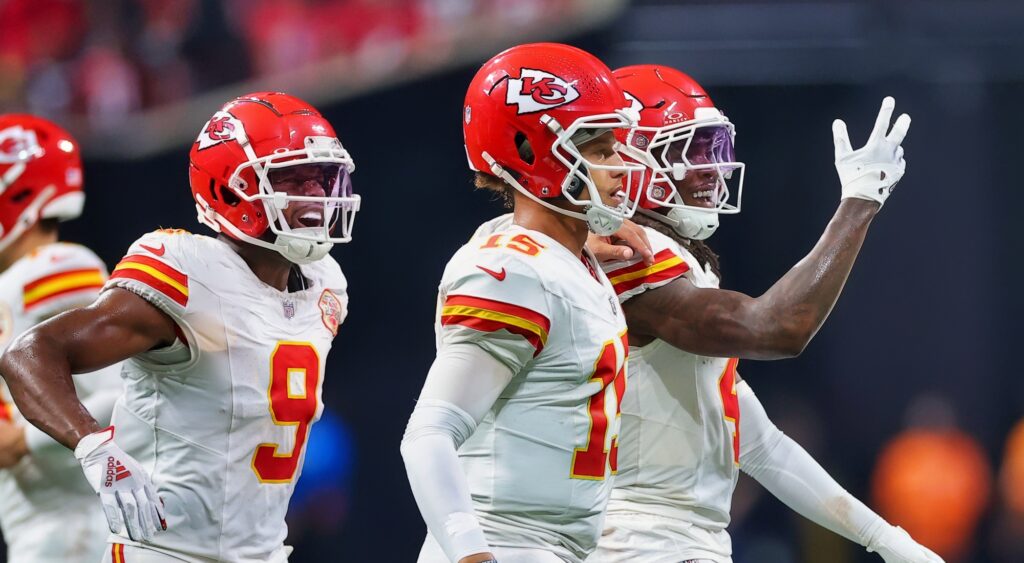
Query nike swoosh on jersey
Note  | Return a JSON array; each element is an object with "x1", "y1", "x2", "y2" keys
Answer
[
  {"x1": 477, "y1": 265, "x2": 506, "y2": 281},
  {"x1": 140, "y1": 243, "x2": 166, "y2": 256}
]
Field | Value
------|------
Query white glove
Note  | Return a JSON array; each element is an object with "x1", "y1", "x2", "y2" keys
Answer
[
  {"x1": 867, "y1": 525, "x2": 944, "y2": 563},
  {"x1": 833, "y1": 96, "x2": 911, "y2": 208},
  {"x1": 75, "y1": 426, "x2": 167, "y2": 542}
]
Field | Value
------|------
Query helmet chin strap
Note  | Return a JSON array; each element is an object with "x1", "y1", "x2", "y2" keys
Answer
[
  {"x1": 483, "y1": 152, "x2": 625, "y2": 237},
  {"x1": 274, "y1": 228, "x2": 333, "y2": 265},
  {"x1": 586, "y1": 205, "x2": 624, "y2": 236},
  {"x1": 641, "y1": 206, "x2": 719, "y2": 240},
  {"x1": 212, "y1": 211, "x2": 333, "y2": 266}
]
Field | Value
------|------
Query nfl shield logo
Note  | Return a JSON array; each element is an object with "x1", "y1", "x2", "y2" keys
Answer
[{"x1": 282, "y1": 300, "x2": 295, "y2": 319}]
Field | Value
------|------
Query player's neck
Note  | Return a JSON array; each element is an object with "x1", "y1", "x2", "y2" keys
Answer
[
  {"x1": 218, "y1": 234, "x2": 294, "y2": 291},
  {"x1": 0, "y1": 226, "x2": 58, "y2": 273},
  {"x1": 512, "y1": 200, "x2": 588, "y2": 257}
]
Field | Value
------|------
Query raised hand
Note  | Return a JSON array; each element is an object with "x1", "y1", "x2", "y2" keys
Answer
[{"x1": 833, "y1": 96, "x2": 911, "y2": 208}]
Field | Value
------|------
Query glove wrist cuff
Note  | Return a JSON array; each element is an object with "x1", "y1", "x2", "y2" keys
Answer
[{"x1": 74, "y1": 426, "x2": 115, "y2": 460}]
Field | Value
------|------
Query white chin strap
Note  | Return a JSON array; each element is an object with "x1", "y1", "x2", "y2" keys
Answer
[
  {"x1": 586, "y1": 205, "x2": 624, "y2": 236},
  {"x1": 643, "y1": 206, "x2": 719, "y2": 240},
  {"x1": 198, "y1": 200, "x2": 334, "y2": 266},
  {"x1": 274, "y1": 228, "x2": 333, "y2": 265}
]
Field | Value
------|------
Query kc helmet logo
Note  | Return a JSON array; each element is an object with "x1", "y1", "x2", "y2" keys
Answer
[
  {"x1": 506, "y1": 68, "x2": 580, "y2": 114},
  {"x1": 0, "y1": 126, "x2": 42, "y2": 164},
  {"x1": 195, "y1": 111, "x2": 246, "y2": 150}
]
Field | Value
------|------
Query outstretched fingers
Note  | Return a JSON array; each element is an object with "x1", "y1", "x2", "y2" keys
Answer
[{"x1": 832, "y1": 119, "x2": 852, "y2": 159}]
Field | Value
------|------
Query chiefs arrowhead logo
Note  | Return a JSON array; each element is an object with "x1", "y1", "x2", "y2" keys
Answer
[
  {"x1": 195, "y1": 111, "x2": 246, "y2": 150},
  {"x1": 319, "y1": 289, "x2": 344, "y2": 337},
  {"x1": 0, "y1": 126, "x2": 42, "y2": 164},
  {"x1": 506, "y1": 68, "x2": 580, "y2": 115}
]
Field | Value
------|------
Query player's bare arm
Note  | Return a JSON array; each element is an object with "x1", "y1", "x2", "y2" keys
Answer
[
  {"x1": 0, "y1": 288, "x2": 176, "y2": 448},
  {"x1": 624, "y1": 97, "x2": 910, "y2": 359},
  {"x1": 625, "y1": 196, "x2": 878, "y2": 359}
]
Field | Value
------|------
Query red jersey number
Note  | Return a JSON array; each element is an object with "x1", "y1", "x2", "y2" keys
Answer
[{"x1": 251, "y1": 342, "x2": 321, "y2": 483}]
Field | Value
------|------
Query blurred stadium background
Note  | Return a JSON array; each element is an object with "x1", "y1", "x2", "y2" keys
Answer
[{"x1": 2, "y1": 0, "x2": 1023, "y2": 561}]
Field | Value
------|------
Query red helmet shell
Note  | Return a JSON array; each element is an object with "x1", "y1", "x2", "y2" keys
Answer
[
  {"x1": 613, "y1": 64, "x2": 716, "y2": 151},
  {"x1": 463, "y1": 43, "x2": 631, "y2": 199},
  {"x1": 0, "y1": 114, "x2": 83, "y2": 251},
  {"x1": 188, "y1": 92, "x2": 340, "y2": 239}
]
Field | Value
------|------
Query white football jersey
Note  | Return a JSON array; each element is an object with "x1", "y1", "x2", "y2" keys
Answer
[
  {"x1": 0, "y1": 242, "x2": 122, "y2": 563},
  {"x1": 103, "y1": 229, "x2": 348, "y2": 562},
  {"x1": 595, "y1": 226, "x2": 740, "y2": 562},
  {"x1": 437, "y1": 221, "x2": 628, "y2": 563}
]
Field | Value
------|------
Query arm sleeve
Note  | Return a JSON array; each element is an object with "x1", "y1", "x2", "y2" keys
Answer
[
  {"x1": 401, "y1": 342, "x2": 515, "y2": 562},
  {"x1": 103, "y1": 231, "x2": 196, "y2": 366},
  {"x1": 738, "y1": 380, "x2": 887, "y2": 546},
  {"x1": 438, "y1": 257, "x2": 552, "y2": 374},
  {"x1": 599, "y1": 227, "x2": 692, "y2": 303}
]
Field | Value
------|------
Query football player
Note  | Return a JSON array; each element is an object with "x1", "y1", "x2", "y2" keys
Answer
[
  {"x1": 400, "y1": 43, "x2": 645, "y2": 563},
  {"x1": 0, "y1": 93, "x2": 359, "y2": 562},
  {"x1": 0, "y1": 114, "x2": 122, "y2": 563},
  {"x1": 586, "y1": 66, "x2": 941, "y2": 562}
]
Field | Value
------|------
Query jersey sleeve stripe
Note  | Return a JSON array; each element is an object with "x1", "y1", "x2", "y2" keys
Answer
[
  {"x1": 605, "y1": 249, "x2": 686, "y2": 282},
  {"x1": 111, "y1": 258, "x2": 189, "y2": 307},
  {"x1": 22, "y1": 268, "x2": 106, "y2": 310},
  {"x1": 441, "y1": 294, "x2": 550, "y2": 356},
  {"x1": 610, "y1": 256, "x2": 690, "y2": 295},
  {"x1": 117, "y1": 254, "x2": 188, "y2": 286}
]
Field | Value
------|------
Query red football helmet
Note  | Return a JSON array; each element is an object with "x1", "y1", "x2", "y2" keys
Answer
[
  {"x1": 189, "y1": 92, "x2": 359, "y2": 264},
  {"x1": 0, "y1": 114, "x2": 84, "y2": 254},
  {"x1": 463, "y1": 43, "x2": 644, "y2": 235},
  {"x1": 614, "y1": 65, "x2": 744, "y2": 240}
]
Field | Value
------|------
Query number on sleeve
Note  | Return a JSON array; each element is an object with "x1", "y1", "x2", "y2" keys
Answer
[
  {"x1": 479, "y1": 234, "x2": 546, "y2": 256},
  {"x1": 571, "y1": 332, "x2": 628, "y2": 480},
  {"x1": 251, "y1": 342, "x2": 321, "y2": 483}
]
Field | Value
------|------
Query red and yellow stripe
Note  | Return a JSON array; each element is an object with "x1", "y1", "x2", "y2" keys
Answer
[
  {"x1": 23, "y1": 268, "x2": 105, "y2": 311},
  {"x1": 111, "y1": 543, "x2": 125, "y2": 563},
  {"x1": 110, "y1": 254, "x2": 189, "y2": 307},
  {"x1": 441, "y1": 294, "x2": 550, "y2": 356},
  {"x1": 605, "y1": 249, "x2": 690, "y2": 295}
]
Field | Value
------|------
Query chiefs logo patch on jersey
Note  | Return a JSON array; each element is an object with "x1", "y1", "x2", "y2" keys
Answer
[
  {"x1": 195, "y1": 111, "x2": 246, "y2": 151},
  {"x1": 0, "y1": 126, "x2": 42, "y2": 164},
  {"x1": 318, "y1": 289, "x2": 342, "y2": 336},
  {"x1": 505, "y1": 68, "x2": 580, "y2": 115}
]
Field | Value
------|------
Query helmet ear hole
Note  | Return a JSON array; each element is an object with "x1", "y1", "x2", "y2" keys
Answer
[
  {"x1": 219, "y1": 185, "x2": 241, "y2": 206},
  {"x1": 514, "y1": 131, "x2": 535, "y2": 165},
  {"x1": 11, "y1": 188, "x2": 33, "y2": 203}
]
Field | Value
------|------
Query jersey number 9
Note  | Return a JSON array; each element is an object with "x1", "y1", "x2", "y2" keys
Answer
[{"x1": 251, "y1": 342, "x2": 321, "y2": 483}]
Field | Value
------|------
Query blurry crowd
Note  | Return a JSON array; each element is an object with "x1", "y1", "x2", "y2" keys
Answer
[{"x1": 0, "y1": 0, "x2": 571, "y2": 130}]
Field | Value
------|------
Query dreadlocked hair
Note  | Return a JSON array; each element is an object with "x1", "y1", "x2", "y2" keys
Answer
[
  {"x1": 474, "y1": 172, "x2": 515, "y2": 210},
  {"x1": 631, "y1": 213, "x2": 722, "y2": 280}
]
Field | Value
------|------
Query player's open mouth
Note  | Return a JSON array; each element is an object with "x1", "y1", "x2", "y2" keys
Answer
[{"x1": 294, "y1": 209, "x2": 324, "y2": 228}]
